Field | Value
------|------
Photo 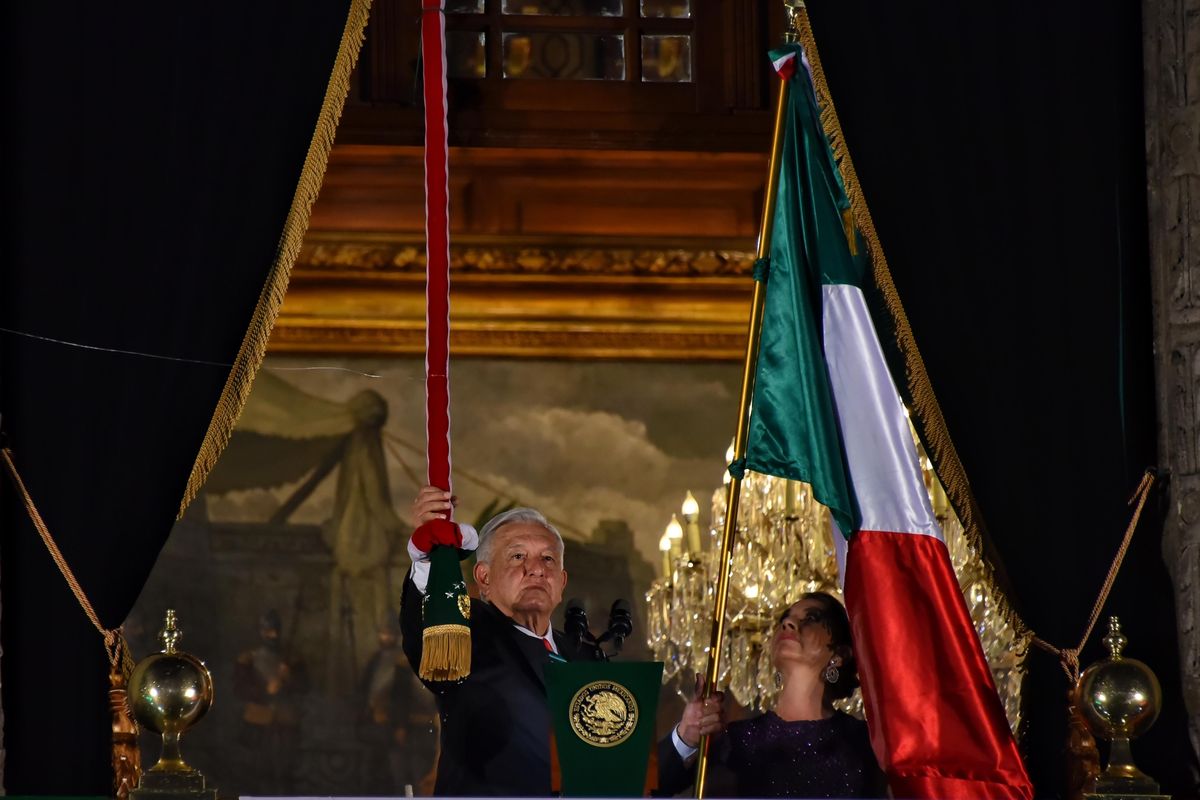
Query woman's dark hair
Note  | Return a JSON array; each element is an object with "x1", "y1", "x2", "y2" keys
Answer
[{"x1": 783, "y1": 591, "x2": 859, "y2": 701}]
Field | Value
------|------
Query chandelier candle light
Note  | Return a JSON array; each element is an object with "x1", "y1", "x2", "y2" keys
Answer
[
  {"x1": 666, "y1": 514, "x2": 684, "y2": 560},
  {"x1": 647, "y1": 452, "x2": 1026, "y2": 728},
  {"x1": 682, "y1": 492, "x2": 703, "y2": 553}
]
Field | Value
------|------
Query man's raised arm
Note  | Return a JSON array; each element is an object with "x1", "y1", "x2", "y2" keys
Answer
[{"x1": 400, "y1": 486, "x2": 479, "y2": 676}]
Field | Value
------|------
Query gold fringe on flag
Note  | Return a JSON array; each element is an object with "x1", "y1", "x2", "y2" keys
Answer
[
  {"x1": 794, "y1": 7, "x2": 1031, "y2": 644},
  {"x1": 841, "y1": 206, "x2": 859, "y2": 256},
  {"x1": 177, "y1": 0, "x2": 374, "y2": 517},
  {"x1": 420, "y1": 623, "x2": 472, "y2": 682}
]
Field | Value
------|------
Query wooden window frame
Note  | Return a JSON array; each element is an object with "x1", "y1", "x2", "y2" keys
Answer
[{"x1": 344, "y1": 0, "x2": 785, "y2": 151}]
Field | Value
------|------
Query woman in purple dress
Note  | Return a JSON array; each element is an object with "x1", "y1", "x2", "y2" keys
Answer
[{"x1": 658, "y1": 592, "x2": 887, "y2": 798}]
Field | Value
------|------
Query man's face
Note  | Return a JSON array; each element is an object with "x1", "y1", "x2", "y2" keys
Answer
[{"x1": 474, "y1": 523, "x2": 567, "y2": 620}]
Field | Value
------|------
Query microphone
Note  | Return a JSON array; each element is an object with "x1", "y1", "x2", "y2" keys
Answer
[
  {"x1": 565, "y1": 598, "x2": 589, "y2": 649},
  {"x1": 606, "y1": 599, "x2": 633, "y2": 653}
]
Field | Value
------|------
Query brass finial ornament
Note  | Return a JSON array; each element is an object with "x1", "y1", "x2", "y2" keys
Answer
[
  {"x1": 128, "y1": 610, "x2": 217, "y2": 800},
  {"x1": 159, "y1": 608, "x2": 182, "y2": 653},
  {"x1": 783, "y1": 0, "x2": 805, "y2": 44},
  {"x1": 1101, "y1": 615, "x2": 1128, "y2": 659},
  {"x1": 1075, "y1": 617, "x2": 1166, "y2": 799}
]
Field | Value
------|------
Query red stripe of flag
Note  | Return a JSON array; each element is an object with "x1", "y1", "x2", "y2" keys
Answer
[{"x1": 846, "y1": 530, "x2": 1032, "y2": 799}]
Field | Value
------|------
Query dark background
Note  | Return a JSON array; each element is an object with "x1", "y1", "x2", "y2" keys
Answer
[
  {"x1": 1, "y1": 1, "x2": 351, "y2": 793},
  {"x1": 806, "y1": 2, "x2": 1196, "y2": 797},
  {"x1": 3, "y1": 0, "x2": 1196, "y2": 797}
]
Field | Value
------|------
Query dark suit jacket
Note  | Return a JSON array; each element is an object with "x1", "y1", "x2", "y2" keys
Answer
[
  {"x1": 401, "y1": 575, "x2": 599, "y2": 796},
  {"x1": 656, "y1": 733, "x2": 694, "y2": 797}
]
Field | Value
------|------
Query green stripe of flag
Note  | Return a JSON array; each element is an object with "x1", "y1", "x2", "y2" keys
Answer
[{"x1": 743, "y1": 44, "x2": 868, "y2": 537}]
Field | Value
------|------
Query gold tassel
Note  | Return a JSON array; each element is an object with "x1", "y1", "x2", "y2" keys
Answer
[
  {"x1": 0, "y1": 450, "x2": 147, "y2": 796},
  {"x1": 109, "y1": 645, "x2": 141, "y2": 800},
  {"x1": 1065, "y1": 689, "x2": 1101, "y2": 800},
  {"x1": 420, "y1": 624, "x2": 472, "y2": 682}
]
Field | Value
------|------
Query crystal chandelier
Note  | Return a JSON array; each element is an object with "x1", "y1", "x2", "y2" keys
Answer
[{"x1": 647, "y1": 439, "x2": 1027, "y2": 732}]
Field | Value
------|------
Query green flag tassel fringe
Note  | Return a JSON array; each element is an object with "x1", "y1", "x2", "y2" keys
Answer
[{"x1": 419, "y1": 545, "x2": 472, "y2": 681}]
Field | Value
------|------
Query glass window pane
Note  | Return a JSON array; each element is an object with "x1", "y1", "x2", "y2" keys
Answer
[
  {"x1": 447, "y1": 0, "x2": 484, "y2": 12},
  {"x1": 640, "y1": 0, "x2": 690, "y2": 18},
  {"x1": 448, "y1": 31, "x2": 486, "y2": 78},
  {"x1": 502, "y1": 32, "x2": 625, "y2": 79},
  {"x1": 501, "y1": 0, "x2": 623, "y2": 16},
  {"x1": 641, "y1": 35, "x2": 691, "y2": 82}
]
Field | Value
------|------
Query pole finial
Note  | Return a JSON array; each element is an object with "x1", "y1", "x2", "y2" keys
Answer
[
  {"x1": 1102, "y1": 616, "x2": 1128, "y2": 660},
  {"x1": 783, "y1": 0, "x2": 805, "y2": 44}
]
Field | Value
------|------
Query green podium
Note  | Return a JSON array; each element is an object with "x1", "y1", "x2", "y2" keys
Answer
[{"x1": 546, "y1": 661, "x2": 664, "y2": 797}]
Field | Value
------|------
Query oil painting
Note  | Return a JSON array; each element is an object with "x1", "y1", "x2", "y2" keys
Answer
[{"x1": 126, "y1": 355, "x2": 739, "y2": 795}]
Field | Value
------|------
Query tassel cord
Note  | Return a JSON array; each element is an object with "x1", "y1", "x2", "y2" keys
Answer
[
  {"x1": 1, "y1": 447, "x2": 125, "y2": 669},
  {"x1": 1030, "y1": 470, "x2": 1156, "y2": 685}
]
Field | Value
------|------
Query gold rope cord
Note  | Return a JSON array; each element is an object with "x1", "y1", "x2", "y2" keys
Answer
[
  {"x1": 793, "y1": 8, "x2": 1030, "y2": 641},
  {"x1": 1, "y1": 447, "x2": 123, "y2": 668},
  {"x1": 1031, "y1": 471, "x2": 1156, "y2": 684},
  {"x1": 178, "y1": 0, "x2": 374, "y2": 516},
  {"x1": 5, "y1": 445, "x2": 144, "y2": 795}
]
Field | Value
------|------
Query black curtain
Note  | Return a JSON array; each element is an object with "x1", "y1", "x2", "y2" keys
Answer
[
  {"x1": 1, "y1": 2, "x2": 355, "y2": 793},
  {"x1": 806, "y1": 2, "x2": 1196, "y2": 797}
]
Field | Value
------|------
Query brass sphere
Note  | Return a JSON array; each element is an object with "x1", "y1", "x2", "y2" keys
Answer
[
  {"x1": 129, "y1": 650, "x2": 213, "y2": 735},
  {"x1": 1077, "y1": 656, "x2": 1160, "y2": 740},
  {"x1": 1076, "y1": 617, "x2": 1162, "y2": 741}
]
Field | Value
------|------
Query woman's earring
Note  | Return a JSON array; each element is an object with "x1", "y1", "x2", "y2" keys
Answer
[
  {"x1": 773, "y1": 671, "x2": 783, "y2": 690},
  {"x1": 823, "y1": 658, "x2": 841, "y2": 685}
]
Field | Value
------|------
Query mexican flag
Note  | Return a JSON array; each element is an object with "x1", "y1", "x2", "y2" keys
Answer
[{"x1": 742, "y1": 44, "x2": 1033, "y2": 800}]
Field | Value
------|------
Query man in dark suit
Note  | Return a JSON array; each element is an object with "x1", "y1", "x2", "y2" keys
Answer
[{"x1": 401, "y1": 486, "x2": 599, "y2": 796}]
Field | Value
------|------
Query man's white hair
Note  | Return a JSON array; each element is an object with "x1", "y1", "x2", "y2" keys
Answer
[{"x1": 476, "y1": 507, "x2": 565, "y2": 565}]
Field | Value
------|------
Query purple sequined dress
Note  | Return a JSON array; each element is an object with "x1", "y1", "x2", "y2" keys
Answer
[{"x1": 718, "y1": 710, "x2": 887, "y2": 798}]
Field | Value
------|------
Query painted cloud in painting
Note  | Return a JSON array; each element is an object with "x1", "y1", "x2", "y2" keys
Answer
[{"x1": 207, "y1": 356, "x2": 739, "y2": 566}]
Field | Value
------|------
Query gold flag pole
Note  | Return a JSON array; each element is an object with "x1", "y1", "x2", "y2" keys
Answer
[{"x1": 693, "y1": 7, "x2": 799, "y2": 796}]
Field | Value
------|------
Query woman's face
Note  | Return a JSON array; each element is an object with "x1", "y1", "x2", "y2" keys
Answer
[{"x1": 771, "y1": 598, "x2": 835, "y2": 670}]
